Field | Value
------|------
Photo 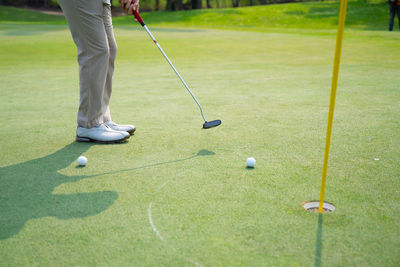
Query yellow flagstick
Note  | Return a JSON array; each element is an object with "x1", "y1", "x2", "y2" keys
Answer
[{"x1": 318, "y1": 0, "x2": 348, "y2": 213}]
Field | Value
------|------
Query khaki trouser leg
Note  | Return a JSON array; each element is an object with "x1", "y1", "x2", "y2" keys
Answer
[
  {"x1": 102, "y1": 5, "x2": 117, "y2": 123},
  {"x1": 59, "y1": 0, "x2": 116, "y2": 128}
]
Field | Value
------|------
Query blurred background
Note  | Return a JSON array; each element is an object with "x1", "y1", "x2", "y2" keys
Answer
[{"x1": 0, "y1": 0, "x2": 387, "y2": 13}]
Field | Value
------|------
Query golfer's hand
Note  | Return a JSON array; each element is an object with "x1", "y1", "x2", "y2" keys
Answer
[{"x1": 119, "y1": 0, "x2": 139, "y2": 16}]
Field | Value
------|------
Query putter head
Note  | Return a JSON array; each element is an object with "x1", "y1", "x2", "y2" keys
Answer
[{"x1": 203, "y1": 120, "x2": 222, "y2": 129}]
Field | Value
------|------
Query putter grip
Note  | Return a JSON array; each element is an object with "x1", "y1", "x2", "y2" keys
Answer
[{"x1": 133, "y1": 10, "x2": 145, "y2": 26}]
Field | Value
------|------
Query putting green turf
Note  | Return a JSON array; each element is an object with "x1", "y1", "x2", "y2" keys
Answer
[{"x1": 1, "y1": 5, "x2": 400, "y2": 266}]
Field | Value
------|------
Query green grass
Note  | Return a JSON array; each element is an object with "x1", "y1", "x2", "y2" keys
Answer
[
  {"x1": 115, "y1": 1, "x2": 389, "y2": 31},
  {"x1": 1, "y1": 2, "x2": 400, "y2": 266},
  {"x1": 0, "y1": 1, "x2": 390, "y2": 31},
  {"x1": 0, "y1": 6, "x2": 66, "y2": 24}
]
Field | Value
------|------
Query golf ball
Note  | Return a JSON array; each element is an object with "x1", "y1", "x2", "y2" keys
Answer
[
  {"x1": 246, "y1": 157, "x2": 256, "y2": 168},
  {"x1": 77, "y1": 156, "x2": 87, "y2": 166}
]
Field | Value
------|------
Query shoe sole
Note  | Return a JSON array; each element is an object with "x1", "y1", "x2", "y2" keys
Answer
[{"x1": 76, "y1": 135, "x2": 130, "y2": 144}]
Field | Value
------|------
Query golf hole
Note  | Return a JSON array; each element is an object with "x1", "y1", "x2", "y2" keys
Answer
[{"x1": 302, "y1": 201, "x2": 335, "y2": 213}]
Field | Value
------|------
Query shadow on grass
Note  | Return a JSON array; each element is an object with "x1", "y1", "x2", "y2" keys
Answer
[
  {"x1": 87, "y1": 149, "x2": 216, "y2": 178},
  {"x1": 0, "y1": 142, "x2": 118, "y2": 240},
  {"x1": 314, "y1": 213, "x2": 323, "y2": 267},
  {"x1": 0, "y1": 145, "x2": 215, "y2": 240}
]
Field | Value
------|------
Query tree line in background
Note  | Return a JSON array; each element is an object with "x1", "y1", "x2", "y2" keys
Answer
[{"x1": 0, "y1": 0, "x2": 315, "y2": 11}]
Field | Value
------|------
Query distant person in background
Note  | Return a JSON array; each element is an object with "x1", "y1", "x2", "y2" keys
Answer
[
  {"x1": 389, "y1": 0, "x2": 400, "y2": 31},
  {"x1": 58, "y1": 0, "x2": 139, "y2": 143}
]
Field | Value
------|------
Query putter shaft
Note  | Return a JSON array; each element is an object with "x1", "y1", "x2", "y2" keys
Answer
[{"x1": 134, "y1": 11, "x2": 207, "y2": 122}]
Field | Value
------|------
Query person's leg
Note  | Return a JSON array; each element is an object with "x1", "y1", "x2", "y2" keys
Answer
[
  {"x1": 59, "y1": 0, "x2": 109, "y2": 129},
  {"x1": 58, "y1": 0, "x2": 130, "y2": 143},
  {"x1": 389, "y1": 5, "x2": 396, "y2": 31},
  {"x1": 101, "y1": 4, "x2": 117, "y2": 123},
  {"x1": 101, "y1": 5, "x2": 136, "y2": 134},
  {"x1": 397, "y1": 6, "x2": 400, "y2": 30}
]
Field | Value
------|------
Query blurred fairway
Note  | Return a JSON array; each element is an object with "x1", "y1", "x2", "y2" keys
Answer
[{"x1": 0, "y1": 3, "x2": 400, "y2": 266}]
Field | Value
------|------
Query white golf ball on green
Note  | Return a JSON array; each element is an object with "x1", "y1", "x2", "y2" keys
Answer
[
  {"x1": 77, "y1": 156, "x2": 87, "y2": 166},
  {"x1": 246, "y1": 157, "x2": 256, "y2": 168}
]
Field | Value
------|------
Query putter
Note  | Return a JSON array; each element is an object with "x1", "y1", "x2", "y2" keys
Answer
[{"x1": 133, "y1": 10, "x2": 221, "y2": 129}]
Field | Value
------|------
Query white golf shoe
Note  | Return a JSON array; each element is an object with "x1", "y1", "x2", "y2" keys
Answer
[
  {"x1": 104, "y1": 121, "x2": 136, "y2": 134},
  {"x1": 76, "y1": 123, "x2": 130, "y2": 143}
]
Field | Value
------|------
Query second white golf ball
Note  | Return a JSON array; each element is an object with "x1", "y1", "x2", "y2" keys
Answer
[
  {"x1": 77, "y1": 156, "x2": 88, "y2": 166},
  {"x1": 246, "y1": 157, "x2": 256, "y2": 168}
]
